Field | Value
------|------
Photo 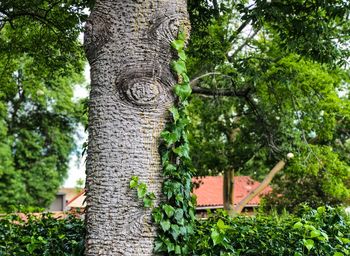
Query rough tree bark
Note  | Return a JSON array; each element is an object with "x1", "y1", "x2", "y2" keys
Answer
[{"x1": 84, "y1": 1, "x2": 189, "y2": 255}]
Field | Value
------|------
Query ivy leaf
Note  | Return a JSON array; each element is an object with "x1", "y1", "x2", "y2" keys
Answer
[
  {"x1": 137, "y1": 183, "x2": 147, "y2": 199},
  {"x1": 174, "y1": 209, "x2": 184, "y2": 222},
  {"x1": 181, "y1": 73, "x2": 190, "y2": 83},
  {"x1": 129, "y1": 176, "x2": 139, "y2": 189},
  {"x1": 163, "y1": 204, "x2": 175, "y2": 218},
  {"x1": 180, "y1": 226, "x2": 187, "y2": 236},
  {"x1": 175, "y1": 194, "x2": 184, "y2": 203},
  {"x1": 161, "y1": 151, "x2": 169, "y2": 165},
  {"x1": 161, "y1": 131, "x2": 179, "y2": 146},
  {"x1": 165, "y1": 239, "x2": 175, "y2": 252},
  {"x1": 143, "y1": 197, "x2": 153, "y2": 208},
  {"x1": 171, "y1": 39, "x2": 185, "y2": 51},
  {"x1": 174, "y1": 83, "x2": 192, "y2": 101},
  {"x1": 170, "y1": 224, "x2": 180, "y2": 240},
  {"x1": 173, "y1": 143, "x2": 190, "y2": 159},
  {"x1": 152, "y1": 209, "x2": 163, "y2": 224},
  {"x1": 177, "y1": 30, "x2": 186, "y2": 41},
  {"x1": 178, "y1": 49, "x2": 187, "y2": 61},
  {"x1": 164, "y1": 163, "x2": 177, "y2": 174},
  {"x1": 175, "y1": 245, "x2": 181, "y2": 255},
  {"x1": 169, "y1": 106, "x2": 180, "y2": 123},
  {"x1": 160, "y1": 220, "x2": 171, "y2": 231},
  {"x1": 154, "y1": 240, "x2": 164, "y2": 252},
  {"x1": 171, "y1": 60, "x2": 187, "y2": 75}
]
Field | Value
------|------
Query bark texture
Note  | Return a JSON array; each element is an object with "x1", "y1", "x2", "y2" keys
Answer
[{"x1": 84, "y1": 1, "x2": 189, "y2": 255}]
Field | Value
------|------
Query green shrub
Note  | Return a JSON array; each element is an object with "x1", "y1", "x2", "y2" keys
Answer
[
  {"x1": 190, "y1": 206, "x2": 350, "y2": 256},
  {"x1": 0, "y1": 206, "x2": 349, "y2": 256},
  {"x1": 0, "y1": 213, "x2": 84, "y2": 256}
]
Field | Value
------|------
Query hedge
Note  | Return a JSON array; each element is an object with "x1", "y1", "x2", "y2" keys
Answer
[
  {"x1": 191, "y1": 206, "x2": 350, "y2": 256},
  {"x1": 0, "y1": 206, "x2": 349, "y2": 256},
  {"x1": 0, "y1": 213, "x2": 84, "y2": 256}
]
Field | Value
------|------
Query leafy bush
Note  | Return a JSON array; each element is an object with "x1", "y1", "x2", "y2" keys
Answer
[
  {"x1": 190, "y1": 206, "x2": 350, "y2": 256},
  {"x1": 1, "y1": 206, "x2": 349, "y2": 256},
  {"x1": 0, "y1": 213, "x2": 84, "y2": 256}
]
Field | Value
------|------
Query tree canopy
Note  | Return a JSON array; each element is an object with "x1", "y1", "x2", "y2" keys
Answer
[
  {"x1": 0, "y1": 0, "x2": 91, "y2": 210},
  {"x1": 187, "y1": 0, "x2": 350, "y2": 211}
]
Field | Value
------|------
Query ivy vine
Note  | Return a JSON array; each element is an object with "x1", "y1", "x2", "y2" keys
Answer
[{"x1": 130, "y1": 30, "x2": 196, "y2": 255}]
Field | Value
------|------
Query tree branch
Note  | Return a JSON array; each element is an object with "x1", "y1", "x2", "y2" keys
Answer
[
  {"x1": 191, "y1": 85, "x2": 251, "y2": 97},
  {"x1": 232, "y1": 160, "x2": 286, "y2": 215},
  {"x1": 229, "y1": 28, "x2": 260, "y2": 61},
  {"x1": 189, "y1": 72, "x2": 224, "y2": 86}
]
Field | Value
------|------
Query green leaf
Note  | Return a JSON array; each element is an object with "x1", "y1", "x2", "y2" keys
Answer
[
  {"x1": 129, "y1": 176, "x2": 139, "y2": 189},
  {"x1": 174, "y1": 83, "x2": 192, "y2": 101},
  {"x1": 143, "y1": 197, "x2": 152, "y2": 208},
  {"x1": 164, "y1": 163, "x2": 177, "y2": 174},
  {"x1": 303, "y1": 239, "x2": 314, "y2": 251},
  {"x1": 340, "y1": 237, "x2": 350, "y2": 244},
  {"x1": 181, "y1": 73, "x2": 190, "y2": 83},
  {"x1": 148, "y1": 192, "x2": 156, "y2": 200},
  {"x1": 163, "y1": 204, "x2": 175, "y2": 218},
  {"x1": 217, "y1": 219, "x2": 229, "y2": 231},
  {"x1": 160, "y1": 220, "x2": 171, "y2": 231},
  {"x1": 178, "y1": 50, "x2": 187, "y2": 61},
  {"x1": 154, "y1": 240, "x2": 164, "y2": 252},
  {"x1": 173, "y1": 143, "x2": 190, "y2": 159},
  {"x1": 152, "y1": 209, "x2": 163, "y2": 223},
  {"x1": 171, "y1": 60, "x2": 187, "y2": 75},
  {"x1": 170, "y1": 224, "x2": 180, "y2": 240},
  {"x1": 177, "y1": 30, "x2": 186, "y2": 41},
  {"x1": 211, "y1": 229, "x2": 222, "y2": 246},
  {"x1": 165, "y1": 239, "x2": 175, "y2": 252},
  {"x1": 334, "y1": 252, "x2": 344, "y2": 256},
  {"x1": 175, "y1": 194, "x2": 184, "y2": 203},
  {"x1": 169, "y1": 106, "x2": 180, "y2": 123},
  {"x1": 174, "y1": 208, "x2": 184, "y2": 222},
  {"x1": 175, "y1": 245, "x2": 181, "y2": 255},
  {"x1": 137, "y1": 183, "x2": 147, "y2": 199},
  {"x1": 171, "y1": 39, "x2": 185, "y2": 51},
  {"x1": 160, "y1": 131, "x2": 179, "y2": 146},
  {"x1": 310, "y1": 230, "x2": 321, "y2": 238},
  {"x1": 317, "y1": 206, "x2": 326, "y2": 214},
  {"x1": 293, "y1": 222, "x2": 303, "y2": 229}
]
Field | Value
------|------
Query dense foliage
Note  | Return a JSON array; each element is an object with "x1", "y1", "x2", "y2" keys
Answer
[
  {"x1": 1, "y1": 207, "x2": 349, "y2": 256},
  {"x1": 191, "y1": 206, "x2": 350, "y2": 256},
  {"x1": 0, "y1": 0, "x2": 90, "y2": 210},
  {"x1": 0, "y1": 213, "x2": 85, "y2": 255},
  {"x1": 186, "y1": 0, "x2": 350, "y2": 210}
]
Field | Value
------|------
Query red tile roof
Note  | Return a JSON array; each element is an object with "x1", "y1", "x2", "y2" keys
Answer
[{"x1": 192, "y1": 176, "x2": 272, "y2": 208}]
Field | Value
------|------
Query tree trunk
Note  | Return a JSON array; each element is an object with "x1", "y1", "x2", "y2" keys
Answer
[
  {"x1": 84, "y1": 1, "x2": 189, "y2": 255},
  {"x1": 223, "y1": 169, "x2": 235, "y2": 214}
]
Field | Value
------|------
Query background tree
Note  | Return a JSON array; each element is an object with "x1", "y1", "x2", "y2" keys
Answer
[
  {"x1": 186, "y1": 0, "x2": 350, "y2": 212},
  {"x1": 0, "y1": 0, "x2": 91, "y2": 210}
]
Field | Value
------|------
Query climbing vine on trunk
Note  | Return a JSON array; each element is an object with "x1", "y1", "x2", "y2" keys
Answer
[{"x1": 130, "y1": 30, "x2": 196, "y2": 255}]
